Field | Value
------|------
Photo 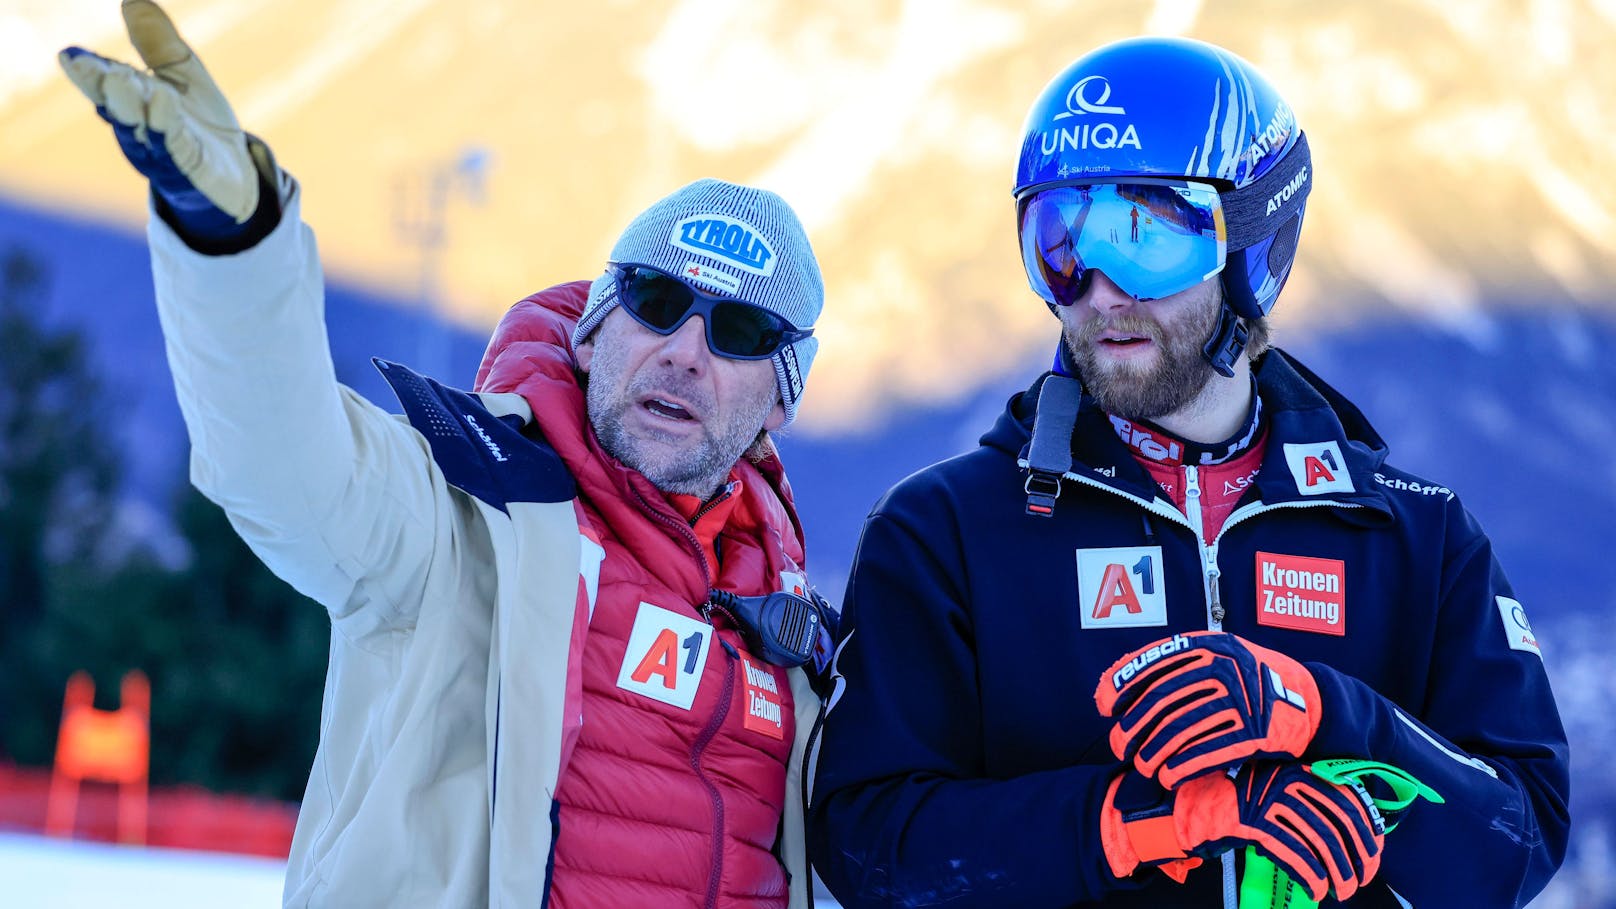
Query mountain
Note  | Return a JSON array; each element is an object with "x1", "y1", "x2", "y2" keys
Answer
[{"x1": 4, "y1": 0, "x2": 1615, "y2": 432}]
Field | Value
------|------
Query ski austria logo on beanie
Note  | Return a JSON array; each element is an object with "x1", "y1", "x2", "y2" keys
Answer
[{"x1": 571, "y1": 178, "x2": 824, "y2": 425}]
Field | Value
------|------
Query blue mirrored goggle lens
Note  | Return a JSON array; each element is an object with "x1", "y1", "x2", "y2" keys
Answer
[
  {"x1": 612, "y1": 265, "x2": 808, "y2": 359},
  {"x1": 1018, "y1": 181, "x2": 1227, "y2": 305}
]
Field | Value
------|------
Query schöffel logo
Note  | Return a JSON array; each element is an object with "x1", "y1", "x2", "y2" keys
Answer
[
  {"x1": 462, "y1": 414, "x2": 508, "y2": 463},
  {"x1": 1054, "y1": 76, "x2": 1127, "y2": 119},
  {"x1": 671, "y1": 215, "x2": 778, "y2": 276}
]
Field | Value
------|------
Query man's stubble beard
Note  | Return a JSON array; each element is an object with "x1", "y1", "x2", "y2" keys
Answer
[
  {"x1": 1065, "y1": 300, "x2": 1220, "y2": 420},
  {"x1": 585, "y1": 339, "x2": 776, "y2": 497}
]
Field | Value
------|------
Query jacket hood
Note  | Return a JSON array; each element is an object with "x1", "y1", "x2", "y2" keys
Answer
[{"x1": 471, "y1": 282, "x2": 808, "y2": 565}]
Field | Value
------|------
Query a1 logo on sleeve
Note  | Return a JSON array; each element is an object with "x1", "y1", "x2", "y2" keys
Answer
[
  {"x1": 1283, "y1": 441, "x2": 1355, "y2": 496},
  {"x1": 1496, "y1": 596, "x2": 1542, "y2": 658},
  {"x1": 1077, "y1": 546, "x2": 1168, "y2": 629},
  {"x1": 617, "y1": 602, "x2": 713, "y2": 710}
]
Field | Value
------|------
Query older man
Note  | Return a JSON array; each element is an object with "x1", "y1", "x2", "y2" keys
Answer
[{"x1": 61, "y1": 3, "x2": 837, "y2": 907}]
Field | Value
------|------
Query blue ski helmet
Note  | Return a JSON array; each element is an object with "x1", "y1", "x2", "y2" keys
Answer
[{"x1": 1014, "y1": 37, "x2": 1311, "y2": 322}]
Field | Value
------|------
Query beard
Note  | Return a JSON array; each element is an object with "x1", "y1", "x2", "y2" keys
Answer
[
  {"x1": 1064, "y1": 301, "x2": 1220, "y2": 420},
  {"x1": 585, "y1": 338, "x2": 776, "y2": 497}
]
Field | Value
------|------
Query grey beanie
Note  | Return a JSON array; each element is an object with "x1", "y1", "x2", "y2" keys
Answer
[{"x1": 572, "y1": 178, "x2": 824, "y2": 425}]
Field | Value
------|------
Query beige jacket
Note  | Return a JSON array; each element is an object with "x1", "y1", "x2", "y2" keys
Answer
[{"x1": 147, "y1": 182, "x2": 823, "y2": 908}]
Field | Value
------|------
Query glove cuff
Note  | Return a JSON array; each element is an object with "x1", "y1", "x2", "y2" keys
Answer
[
  {"x1": 155, "y1": 157, "x2": 281, "y2": 256},
  {"x1": 1101, "y1": 772, "x2": 1190, "y2": 879},
  {"x1": 1251, "y1": 640, "x2": 1325, "y2": 751}
]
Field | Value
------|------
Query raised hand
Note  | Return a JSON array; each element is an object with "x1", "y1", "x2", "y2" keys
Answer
[
  {"x1": 58, "y1": 0, "x2": 276, "y2": 245},
  {"x1": 1095, "y1": 631, "x2": 1322, "y2": 788}
]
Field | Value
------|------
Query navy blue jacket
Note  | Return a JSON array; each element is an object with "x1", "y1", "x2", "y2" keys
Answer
[{"x1": 808, "y1": 350, "x2": 1569, "y2": 908}]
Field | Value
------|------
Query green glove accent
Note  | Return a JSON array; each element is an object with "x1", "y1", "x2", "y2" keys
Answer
[{"x1": 1238, "y1": 760, "x2": 1444, "y2": 909}]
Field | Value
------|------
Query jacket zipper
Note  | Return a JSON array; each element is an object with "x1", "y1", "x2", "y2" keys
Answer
[
  {"x1": 1030, "y1": 465, "x2": 1367, "y2": 635},
  {"x1": 630, "y1": 483, "x2": 713, "y2": 588},
  {"x1": 633, "y1": 483, "x2": 743, "y2": 906},
  {"x1": 694, "y1": 642, "x2": 739, "y2": 909},
  {"x1": 1182, "y1": 467, "x2": 1225, "y2": 630},
  {"x1": 1030, "y1": 463, "x2": 1365, "y2": 909},
  {"x1": 1187, "y1": 471, "x2": 1370, "y2": 909},
  {"x1": 1179, "y1": 467, "x2": 1235, "y2": 909},
  {"x1": 691, "y1": 482, "x2": 736, "y2": 525},
  {"x1": 1016, "y1": 462, "x2": 1196, "y2": 533}
]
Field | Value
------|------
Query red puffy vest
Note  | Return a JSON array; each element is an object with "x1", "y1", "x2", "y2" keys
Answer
[{"x1": 475, "y1": 282, "x2": 805, "y2": 908}]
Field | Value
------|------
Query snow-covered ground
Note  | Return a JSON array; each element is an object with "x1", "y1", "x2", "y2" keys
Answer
[
  {"x1": 0, "y1": 832, "x2": 286, "y2": 909},
  {"x1": 0, "y1": 832, "x2": 854, "y2": 907},
  {"x1": 4, "y1": 828, "x2": 1603, "y2": 906}
]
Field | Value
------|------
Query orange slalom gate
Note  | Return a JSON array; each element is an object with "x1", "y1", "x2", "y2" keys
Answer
[{"x1": 44, "y1": 669, "x2": 150, "y2": 845}]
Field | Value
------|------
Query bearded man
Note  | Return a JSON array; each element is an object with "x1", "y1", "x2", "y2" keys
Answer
[{"x1": 809, "y1": 36, "x2": 1568, "y2": 909}]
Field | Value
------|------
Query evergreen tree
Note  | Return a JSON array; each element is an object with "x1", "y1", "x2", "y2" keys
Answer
[
  {"x1": 1, "y1": 244, "x2": 327, "y2": 800},
  {"x1": 0, "y1": 245, "x2": 120, "y2": 761},
  {"x1": 34, "y1": 486, "x2": 329, "y2": 799}
]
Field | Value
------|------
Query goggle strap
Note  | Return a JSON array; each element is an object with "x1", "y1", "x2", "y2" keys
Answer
[
  {"x1": 1022, "y1": 373, "x2": 1083, "y2": 517},
  {"x1": 1222, "y1": 131, "x2": 1312, "y2": 252}
]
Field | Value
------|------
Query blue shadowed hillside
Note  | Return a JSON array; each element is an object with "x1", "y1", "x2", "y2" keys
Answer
[
  {"x1": 1, "y1": 196, "x2": 492, "y2": 543},
  {"x1": 3, "y1": 193, "x2": 1611, "y2": 903}
]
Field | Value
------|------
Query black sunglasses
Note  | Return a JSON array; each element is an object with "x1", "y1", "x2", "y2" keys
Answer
[{"x1": 609, "y1": 263, "x2": 812, "y2": 360}]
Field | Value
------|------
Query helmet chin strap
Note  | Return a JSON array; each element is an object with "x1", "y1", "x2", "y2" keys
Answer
[{"x1": 1202, "y1": 297, "x2": 1250, "y2": 378}]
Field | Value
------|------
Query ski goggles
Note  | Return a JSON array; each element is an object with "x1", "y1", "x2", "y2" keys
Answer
[
  {"x1": 609, "y1": 263, "x2": 812, "y2": 360},
  {"x1": 1018, "y1": 178, "x2": 1227, "y2": 304}
]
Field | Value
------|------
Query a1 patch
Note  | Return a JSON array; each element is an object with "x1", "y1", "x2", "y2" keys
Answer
[
  {"x1": 739, "y1": 654, "x2": 785, "y2": 740},
  {"x1": 1283, "y1": 441, "x2": 1355, "y2": 496},
  {"x1": 1496, "y1": 596, "x2": 1542, "y2": 658},
  {"x1": 1077, "y1": 546, "x2": 1168, "y2": 629},
  {"x1": 1256, "y1": 551, "x2": 1346, "y2": 636},
  {"x1": 617, "y1": 602, "x2": 712, "y2": 710}
]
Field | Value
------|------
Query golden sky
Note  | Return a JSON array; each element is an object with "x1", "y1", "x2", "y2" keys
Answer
[{"x1": 3, "y1": 0, "x2": 1613, "y2": 429}]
